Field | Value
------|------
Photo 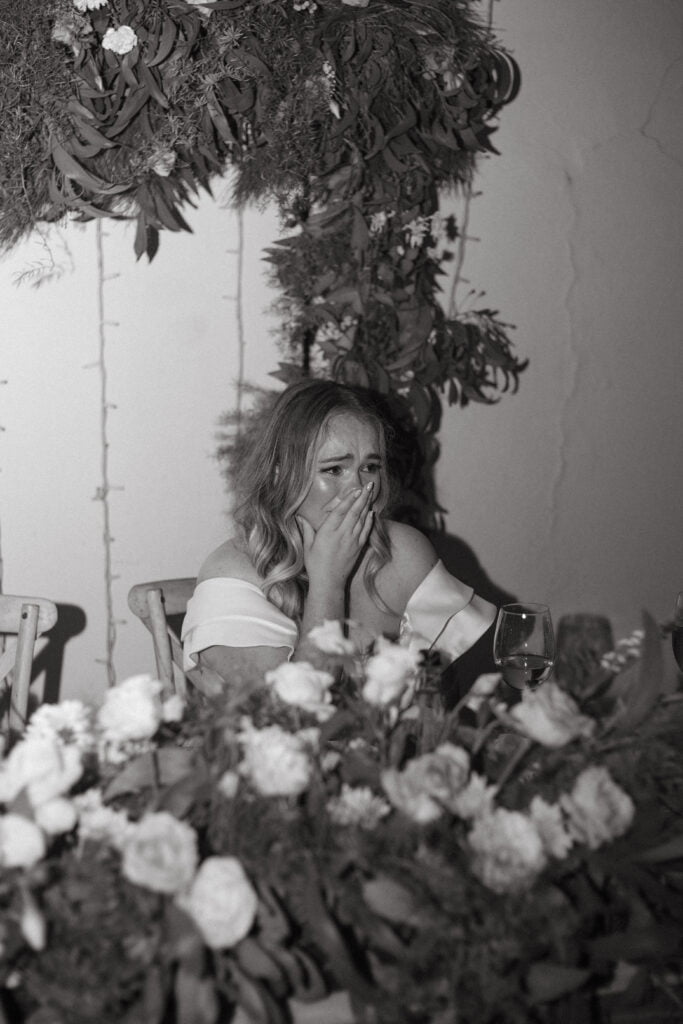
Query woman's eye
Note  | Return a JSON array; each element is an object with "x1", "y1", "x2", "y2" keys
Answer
[
  {"x1": 321, "y1": 466, "x2": 342, "y2": 476},
  {"x1": 362, "y1": 464, "x2": 381, "y2": 475}
]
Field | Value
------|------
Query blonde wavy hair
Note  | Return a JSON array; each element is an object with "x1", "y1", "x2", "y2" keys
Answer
[{"x1": 233, "y1": 380, "x2": 396, "y2": 622}]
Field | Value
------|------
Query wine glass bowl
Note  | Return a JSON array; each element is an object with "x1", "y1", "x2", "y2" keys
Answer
[{"x1": 493, "y1": 603, "x2": 555, "y2": 691}]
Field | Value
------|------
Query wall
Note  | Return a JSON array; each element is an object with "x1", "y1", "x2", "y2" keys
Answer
[{"x1": 1, "y1": 0, "x2": 681, "y2": 704}]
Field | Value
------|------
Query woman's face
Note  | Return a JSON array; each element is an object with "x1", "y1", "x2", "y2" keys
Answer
[{"x1": 296, "y1": 413, "x2": 382, "y2": 530}]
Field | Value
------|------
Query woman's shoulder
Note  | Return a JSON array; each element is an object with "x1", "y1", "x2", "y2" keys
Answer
[
  {"x1": 197, "y1": 537, "x2": 260, "y2": 585},
  {"x1": 381, "y1": 520, "x2": 439, "y2": 602}
]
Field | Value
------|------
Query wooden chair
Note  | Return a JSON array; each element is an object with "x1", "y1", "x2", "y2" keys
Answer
[
  {"x1": 0, "y1": 595, "x2": 58, "y2": 733},
  {"x1": 127, "y1": 579, "x2": 223, "y2": 699}
]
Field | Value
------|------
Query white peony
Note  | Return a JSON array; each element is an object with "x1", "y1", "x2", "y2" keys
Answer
[
  {"x1": 560, "y1": 766, "x2": 635, "y2": 850},
  {"x1": 507, "y1": 682, "x2": 595, "y2": 748},
  {"x1": 101, "y1": 25, "x2": 138, "y2": 55},
  {"x1": 34, "y1": 797, "x2": 78, "y2": 836},
  {"x1": 0, "y1": 814, "x2": 46, "y2": 868},
  {"x1": 183, "y1": 856, "x2": 257, "y2": 948},
  {"x1": 529, "y1": 796, "x2": 574, "y2": 859},
  {"x1": 97, "y1": 674, "x2": 164, "y2": 743},
  {"x1": 238, "y1": 720, "x2": 313, "y2": 797},
  {"x1": 362, "y1": 637, "x2": 421, "y2": 706},
  {"x1": 25, "y1": 700, "x2": 94, "y2": 753},
  {"x1": 0, "y1": 735, "x2": 82, "y2": 808},
  {"x1": 122, "y1": 812, "x2": 198, "y2": 894},
  {"x1": 468, "y1": 808, "x2": 547, "y2": 894},
  {"x1": 265, "y1": 661, "x2": 335, "y2": 721},
  {"x1": 307, "y1": 620, "x2": 357, "y2": 655}
]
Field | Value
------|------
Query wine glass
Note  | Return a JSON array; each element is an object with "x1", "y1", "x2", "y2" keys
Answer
[
  {"x1": 672, "y1": 592, "x2": 683, "y2": 671},
  {"x1": 493, "y1": 603, "x2": 555, "y2": 692}
]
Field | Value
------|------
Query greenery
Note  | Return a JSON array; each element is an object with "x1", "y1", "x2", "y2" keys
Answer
[
  {"x1": 0, "y1": 615, "x2": 682, "y2": 1023},
  {"x1": 1, "y1": 0, "x2": 527, "y2": 524}
]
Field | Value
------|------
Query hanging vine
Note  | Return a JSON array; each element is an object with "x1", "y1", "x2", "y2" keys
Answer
[{"x1": 2, "y1": 0, "x2": 525, "y2": 524}]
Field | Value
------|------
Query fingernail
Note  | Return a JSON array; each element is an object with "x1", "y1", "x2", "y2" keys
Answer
[
  {"x1": 365, "y1": 482, "x2": 373, "y2": 491},
  {"x1": 353, "y1": 488, "x2": 362, "y2": 496}
]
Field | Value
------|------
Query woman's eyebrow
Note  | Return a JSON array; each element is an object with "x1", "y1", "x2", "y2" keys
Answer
[{"x1": 318, "y1": 452, "x2": 381, "y2": 463}]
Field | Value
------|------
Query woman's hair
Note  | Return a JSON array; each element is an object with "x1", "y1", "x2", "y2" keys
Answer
[{"x1": 233, "y1": 379, "x2": 396, "y2": 621}]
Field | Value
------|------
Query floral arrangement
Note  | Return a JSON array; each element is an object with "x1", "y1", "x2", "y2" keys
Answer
[
  {"x1": 2, "y1": 0, "x2": 526, "y2": 525},
  {"x1": 0, "y1": 611, "x2": 682, "y2": 1023}
]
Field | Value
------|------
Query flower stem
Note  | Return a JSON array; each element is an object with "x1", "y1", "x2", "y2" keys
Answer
[{"x1": 494, "y1": 737, "x2": 533, "y2": 796}]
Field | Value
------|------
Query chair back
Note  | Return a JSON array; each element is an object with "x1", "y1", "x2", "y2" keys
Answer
[
  {"x1": 127, "y1": 579, "x2": 222, "y2": 698},
  {"x1": 0, "y1": 595, "x2": 58, "y2": 732}
]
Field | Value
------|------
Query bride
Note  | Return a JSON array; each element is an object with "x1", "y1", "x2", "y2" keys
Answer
[{"x1": 182, "y1": 378, "x2": 496, "y2": 687}]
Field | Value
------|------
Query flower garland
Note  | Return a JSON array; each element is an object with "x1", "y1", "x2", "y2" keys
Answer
[
  {"x1": 0, "y1": 612, "x2": 682, "y2": 1023},
  {"x1": 2, "y1": 0, "x2": 526, "y2": 525}
]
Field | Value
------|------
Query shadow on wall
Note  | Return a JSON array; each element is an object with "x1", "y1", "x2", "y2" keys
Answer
[
  {"x1": 426, "y1": 529, "x2": 517, "y2": 710},
  {"x1": 32, "y1": 603, "x2": 87, "y2": 706}
]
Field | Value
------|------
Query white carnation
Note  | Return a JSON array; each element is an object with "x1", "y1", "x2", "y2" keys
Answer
[
  {"x1": 327, "y1": 784, "x2": 390, "y2": 829},
  {"x1": 101, "y1": 25, "x2": 138, "y2": 55}
]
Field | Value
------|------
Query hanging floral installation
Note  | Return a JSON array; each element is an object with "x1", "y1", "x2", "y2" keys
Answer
[{"x1": 1, "y1": 0, "x2": 525, "y2": 521}]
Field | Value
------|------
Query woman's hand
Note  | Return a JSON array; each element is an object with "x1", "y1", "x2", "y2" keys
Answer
[{"x1": 297, "y1": 482, "x2": 374, "y2": 591}]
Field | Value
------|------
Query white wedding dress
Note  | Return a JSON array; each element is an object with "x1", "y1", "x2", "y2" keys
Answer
[{"x1": 182, "y1": 559, "x2": 495, "y2": 671}]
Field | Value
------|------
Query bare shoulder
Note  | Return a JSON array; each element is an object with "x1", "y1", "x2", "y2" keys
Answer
[
  {"x1": 197, "y1": 537, "x2": 259, "y2": 585},
  {"x1": 382, "y1": 520, "x2": 439, "y2": 599}
]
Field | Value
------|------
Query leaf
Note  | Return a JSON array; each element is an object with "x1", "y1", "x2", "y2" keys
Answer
[
  {"x1": 362, "y1": 876, "x2": 433, "y2": 927},
  {"x1": 50, "y1": 138, "x2": 128, "y2": 196},
  {"x1": 137, "y1": 61, "x2": 170, "y2": 109},
  {"x1": 231, "y1": 964, "x2": 289, "y2": 1024},
  {"x1": 103, "y1": 747, "x2": 195, "y2": 798},
  {"x1": 175, "y1": 967, "x2": 220, "y2": 1024},
  {"x1": 106, "y1": 86, "x2": 151, "y2": 138},
  {"x1": 271, "y1": 948, "x2": 328, "y2": 1002},
  {"x1": 526, "y1": 962, "x2": 590, "y2": 1004},
  {"x1": 235, "y1": 937, "x2": 286, "y2": 990},
  {"x1": 589, "y1": 926, "x2": 683, "y2": 962},
  {"x1": 147, "y1": 18, "x2": 178, "y2": 67},
  {"x1": 636, "y1": 833, "x2": 683, "y2": 863}
]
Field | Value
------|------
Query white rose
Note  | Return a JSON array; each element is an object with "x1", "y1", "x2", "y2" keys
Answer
[
  {"x1": 34, "y1": 797, "x2": 78, "y2": 836},
  {"x1": 529, "y1": 796, "x2": 573, "y2": 859},
  {"x1": 508, "y1": 682, "x2": 595, "y2": 748},
  {"x1": 560, "y1": 766, "x2": 635, "y2": 850},
  {"x1": 97, "y1": 674, "x2": 164, "y2": 743},
  {"x1": 0, "y1": 736, "x2": 82, "y2": 808},
  {"x1": 362, "y1": 638, "x2": 421, "y2": 706},
  {"x1": 101, "y1": 25, "x2": 138, "y2": 55},
  {"x1": 0, "y1": 814, "x2": 46, "y2": 868},
  {"x1": 265, "y1": 662, "x2": 335, "y2": 721},
  {"x1": 183, "y1": 856, "x2": 257, "y2": 948},
  {"x1": 239, "y1": 722, "x2": 312, "y2": 797},
  {"x1": 122, "y1": 812, "x2": 198, "y2": 894},
  {"x1": 162, "y1": 694, "x2": 185, "y2": 723},
  {"x1": 468, "y1": 808, "x2": 547, "y2": 894},
  {"x1": 307, "y1": 621, "x2": 356, "y2": 655}
]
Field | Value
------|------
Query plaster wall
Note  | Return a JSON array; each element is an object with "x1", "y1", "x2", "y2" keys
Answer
[{"x1": 1, "y1": 0, "x2": 681, "y2": 703}]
